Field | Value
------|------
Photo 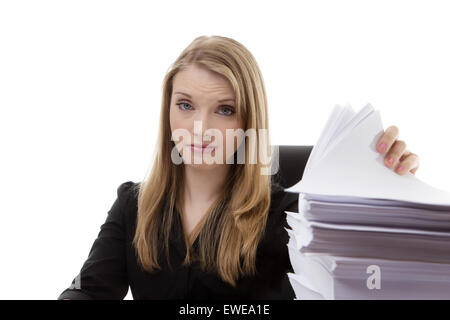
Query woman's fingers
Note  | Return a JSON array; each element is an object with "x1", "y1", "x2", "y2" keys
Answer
[
  {"x1": 377, "y1": 125, "x2": 399, "y2": 154},
  {"x1": 384, "y1": 139, "x2": 407, "y2": 169},
  {"x1": 396, "y1": 150, "x2": 420, "y2": 175}
]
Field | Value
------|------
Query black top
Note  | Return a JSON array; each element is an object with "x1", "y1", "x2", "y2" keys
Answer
[{"x1": 57, "y1": 180, "x2": 299, "y2": 300}]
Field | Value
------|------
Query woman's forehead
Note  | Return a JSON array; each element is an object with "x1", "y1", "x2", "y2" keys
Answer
[{"x1": 173, "y1": 66, "x2": 234, "y2": 98}]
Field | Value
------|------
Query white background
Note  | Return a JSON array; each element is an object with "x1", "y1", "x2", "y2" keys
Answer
[{"x1": 0, "y1": 0, "x2": 449, "y2": 299}]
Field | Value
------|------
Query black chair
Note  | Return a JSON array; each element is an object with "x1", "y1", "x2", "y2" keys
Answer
[{"x1": 272, "y1": 145, "x2": 313, "y2": 189}]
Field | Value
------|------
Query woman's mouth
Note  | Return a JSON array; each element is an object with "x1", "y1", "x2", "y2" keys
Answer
[{"x1": 190, "y1": 143, "x2": 216, "y2": 153}]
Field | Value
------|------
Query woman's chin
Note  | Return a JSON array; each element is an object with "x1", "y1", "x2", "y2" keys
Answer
[
  {"x1": 183, "y1": 162, "x2": 223, "y2": 171},
  {"x1": 179, "y1": 150, "x2": 225, "y2": 167},
  {"x1": 180, "y1": 155, "x2": 226, "y2": 170}
]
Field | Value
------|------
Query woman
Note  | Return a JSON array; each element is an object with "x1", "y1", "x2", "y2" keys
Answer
[{"x1": 58, "y1": 35, "x2": 420, "y2": 300}]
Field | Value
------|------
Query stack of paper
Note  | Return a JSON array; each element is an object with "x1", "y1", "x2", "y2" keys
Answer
[{"x1": 284, "y1": 103, "x2": 450, "y2": 300}]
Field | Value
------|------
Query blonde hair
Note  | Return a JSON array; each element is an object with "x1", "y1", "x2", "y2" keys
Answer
[{"x1": 132, "y1": 35, "x2": 273, "y2": 287}]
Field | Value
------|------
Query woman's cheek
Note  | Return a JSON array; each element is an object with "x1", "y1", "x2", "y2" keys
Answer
[{"x1": 221, "y1": 127, "x2": 244, "y2": 163}]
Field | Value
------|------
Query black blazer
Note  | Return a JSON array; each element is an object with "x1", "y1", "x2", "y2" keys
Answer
[{"x1": 57, "y1": 145, "x2": 313, "y2": 300}]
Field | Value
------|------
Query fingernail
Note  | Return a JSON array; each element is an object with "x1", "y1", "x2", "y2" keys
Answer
[
  {"x1": 378, "y1": 142, "x2": 386, "y2": 152},
  {"x1": 397, "y1": 166, "x2": 404, "y2": 172},
  {"x1": 387, "y1": 157, "x2": 394, "y2": 165}
]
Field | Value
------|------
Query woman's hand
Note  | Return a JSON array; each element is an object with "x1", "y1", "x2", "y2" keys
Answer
[{"x1": 376, "y1": 125, "x2": 420, "y2": 175}]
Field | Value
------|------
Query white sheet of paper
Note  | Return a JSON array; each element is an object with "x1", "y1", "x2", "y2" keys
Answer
[
  {"x1": 286, "y1": 106, "x2": 450, "y2": 206},
  {"x1": 285, "y1": 210, "x2": 450, "y2": 237},
  {"x1": 287, "y1": 272, "x2": 325, "y2": 300}
]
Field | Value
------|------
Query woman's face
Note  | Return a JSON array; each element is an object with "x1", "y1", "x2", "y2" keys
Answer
[{"x1": 169, "y1": 64, "x2": 245, "y2": 170}]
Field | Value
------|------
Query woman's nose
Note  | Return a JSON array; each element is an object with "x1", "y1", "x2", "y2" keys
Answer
[{"x1": 191, "y1": 111, "x2": 212, "y2": 138}]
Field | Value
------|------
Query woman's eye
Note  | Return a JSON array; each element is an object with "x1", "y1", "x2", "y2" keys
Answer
[
  {"x1": 219, "y1": 106, "x2": 235, "y2": 116},
  {"x1": 176, "y1": 102, "x2": 193, "y2": 111},
  {"x1": 176, "y1": 102, "x2": 234, "y2": 116}
]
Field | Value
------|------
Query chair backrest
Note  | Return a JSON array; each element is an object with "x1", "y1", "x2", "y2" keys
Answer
[{"x1": 271, "y1": 145, "x2": 313, "y2": 189}]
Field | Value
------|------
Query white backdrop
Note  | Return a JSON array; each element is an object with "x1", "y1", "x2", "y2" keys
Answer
[{"x1": 0, "y1": 0, "x2": 449, "y2": 299}]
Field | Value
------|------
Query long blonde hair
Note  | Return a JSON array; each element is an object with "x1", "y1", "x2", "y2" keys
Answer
[{"x1": 133, "y1": 35, "x2": 274, "y2": 287}]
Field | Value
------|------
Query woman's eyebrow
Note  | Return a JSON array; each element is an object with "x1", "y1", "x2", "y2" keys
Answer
[
  {"x1": 174, "y1": 91, "x2": 235, "y2": 103},
  {"x1": 218, "y1": 98, "x2": 236, "y2": 103}
]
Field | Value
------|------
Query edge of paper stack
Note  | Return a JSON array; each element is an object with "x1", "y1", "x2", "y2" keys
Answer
[{"x1": 285, "y1": 103, "x2": 450, "y2": 300}]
